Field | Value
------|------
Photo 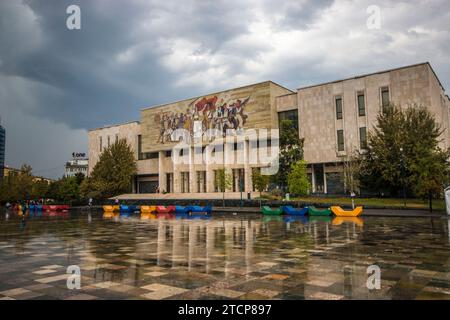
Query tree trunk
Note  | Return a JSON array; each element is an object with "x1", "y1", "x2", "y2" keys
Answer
[
  {"x1": 222, "y1": 191, "x2": 225, "y2": 208},
  {"x1": 429, "y1": 192, "x2": 432, "y2": 213}
]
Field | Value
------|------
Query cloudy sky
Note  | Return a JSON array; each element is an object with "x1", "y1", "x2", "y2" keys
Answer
[{"x1": 0, "y1": 0, "x2": 449, "y2": 178}]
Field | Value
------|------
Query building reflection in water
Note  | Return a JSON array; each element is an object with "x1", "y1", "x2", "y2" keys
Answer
[
  {"x1": 2, "y1": 208, "x2": 449, "y2": 299},
  {"x1": 131, "y1": 214, "x2": 365, "y2": 279}
]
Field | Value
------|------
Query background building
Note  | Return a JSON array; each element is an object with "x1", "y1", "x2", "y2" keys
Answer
[
  {"x1": 88, "y1": 62, "x2": 450, "y2": 196},
  {"x1": 64, "y1": 152, "x2": 89, "y2": 177},
  {"x1": 0, "y1": 119, "x2": 5, "y2": 181},
  {"x1": 3, "y1": 165, "x2": 54, "y2": 184}
]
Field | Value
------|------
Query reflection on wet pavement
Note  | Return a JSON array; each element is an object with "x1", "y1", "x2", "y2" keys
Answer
[{"x1": 0, "y1": 209, "x2": 449, "y2": 300}]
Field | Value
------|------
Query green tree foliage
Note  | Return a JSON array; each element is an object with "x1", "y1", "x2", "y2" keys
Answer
[
  {"x1": 56, "y1": 177, "x2": 80, "y2": 203},
  {"x1": 214, "y1": 168, "x2": 232, "y2": 207},
  {"x1": 16, "y1": 164, "x2": 34, "y2": 200},
  {"x1": 251, "y1": 167, "x2": 270, "y2": 197},
  {"x1": 288, "y1": 160, "x2": 311, "y2": 196},
  {"x1": 361, "y1": 104, "x2": 450, "y2": 201},
  {"x1": 74, "y1": 172, "x2": 85, "y2": 185},
  {"x1": 32, "y1": 180, "x2": 49, "y2": 199},
  {"x1": 0, "y1": 164, "x2": 52, "y2": 203},
  {"x1": 87, "y1": 138, "x2": 137, "y2": 199},
  {"x1": 273, "y1": 120, "x2": 304, "y2": 190}
]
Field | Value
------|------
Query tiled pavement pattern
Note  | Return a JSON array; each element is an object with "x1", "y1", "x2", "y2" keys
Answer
[{"x1": 0, "y1": 210, "x2": 449, "y2": 300}]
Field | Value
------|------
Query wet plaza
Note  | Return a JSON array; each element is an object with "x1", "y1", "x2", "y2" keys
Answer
[{"x1": 0, "y1": 209, "x2": 449, "y2": 300}]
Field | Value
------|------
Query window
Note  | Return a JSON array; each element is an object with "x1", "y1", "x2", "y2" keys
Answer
[
  {"x1": 335, "y1": 96, "x2": 343, "y2": 120},
  {"x1": 232, "y1": 169, "x2": 245, "y2": 192},
  {"x1": 196, "y1": 171, "x2": 206, "y2": 193},
  {"x1": 115, "y1": 134, "x2": 119, "y2": 143},
  {"x1": 278, "y1": 110, "x2": 298, "y2": 131},
  {"x1": 165, "y1": 150, "x2": 172, "y2": 157},
  {"x1": 337, "y1": 130, "x2": 344, "y2": 151},
  {"x1": 107, "y1": 135, "x2": 110, "y2": 147},
  {"x1": 381, "y1": 86, "x2": 390, "y2": 111},
  {"x1": 99, "y1": 137, "x2": 103, "y2": 152},
  {"x1": 357, "y1": 92, "x2": 365, "y2": 116},
  {"x1": 232, "y1": 142, "x2": 244, "y2": 151},
  {"x1": 138, "y1": 135, "x2": 143, "y2": 160},
  {"x1": 150, "y1": 152, "x2": 159, "y2": 159},
  {"x1": 359, "y1": 127, "x2": 367, "y2": 149},
  {"x1": 166, "y1": 173, "x2": 173, "y2": 193},
  {"x1": 181, "y1": 172, "x2": 190, "y2": 193},
  {"x1": 195, "y1": 146, "x2": 205, "y2": 154}
]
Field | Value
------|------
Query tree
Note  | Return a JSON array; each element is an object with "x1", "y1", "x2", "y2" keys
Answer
[
  {"x1": 0, "y1": 175, "x2": 17, "y2": 202},
  {"x1": 340, "y1": 147, "x2": 362, "y2": 194},
  {"x1": 88, "y1": 138, "x2": 137, "y2": 199},
  {"x1": 214, "y1": 168, "x2": 232, "y2": 207},
  {"x1": 74, "y1": 172, "x2": 85, "y2": 185},
  {"x1": 360, "y1": 104, "x2": 449, "y2": 207},
  {"x1": 32, "y1": 180, "x2": 50, "y2": 200},
  {"x1": 80, "y1": 177, "x2": 99, "y2": 200},
  {"x1": 360, "y1": 105, "x2": 405, "y2": 195},
  {"x1": 56, "y1": 177, "x2": 81, "y2": 203},
  {"x1": 287, "y1": 160, "x2": 311, "y2": 206},
  {"x1": 273, "y1": 120, "x2": 304, "y2": 192},
  {"x1": 252, "y1": 167, "x2": 270, "y2": 198},
  {"x1": 15, "y1": 164, "x2": 34, "y2": 201}
]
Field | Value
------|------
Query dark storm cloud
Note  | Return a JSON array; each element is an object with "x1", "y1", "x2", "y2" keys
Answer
[{"x1": 0, "y1": 0, "x2": 449, "y2": 177}]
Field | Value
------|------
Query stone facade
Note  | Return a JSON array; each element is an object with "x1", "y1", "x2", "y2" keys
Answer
[
  {"x1": 87, "y1": 121, "x2": 140, "y2": 175},
  {"x1": 88, "y1": 63, "x2": 450, "y2": 196},
  {"x1": 276, "y1": 62, "x2": 450, "y2": 194}
]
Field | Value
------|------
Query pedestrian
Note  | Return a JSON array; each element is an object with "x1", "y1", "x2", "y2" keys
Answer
[{"x1": 88, "y1": 198, "x2": 93, "y2": 207}]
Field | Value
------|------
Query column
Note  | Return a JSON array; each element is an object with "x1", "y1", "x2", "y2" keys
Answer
[
  {"x1": 323, "y1": 163, "x2": 327, "y2": 194},
  {"x1": 189, "y1": 147, "x2": 196, "y2": 193},
  {"x1": 158, "y1": 151, "x2": 166, "y2": 193},
  {"x1": 244, "y1": 140, "x2": 251, "y2": 193}
]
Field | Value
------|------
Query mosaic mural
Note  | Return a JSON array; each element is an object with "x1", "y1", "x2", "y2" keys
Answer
[{"x1": 154, "y1": 95, "x2": 250, "y2": 144}]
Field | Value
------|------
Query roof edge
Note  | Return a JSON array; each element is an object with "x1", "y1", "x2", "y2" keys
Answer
[
  {"x1": 141, "y1": 80, "x2": 293, "y2": 112},
  {"x1": 88, "y1": 120, "x2": 140, "y2": 132},
  {"x1": 297, "y1": 62, "x2": 446, "y2": 92}
]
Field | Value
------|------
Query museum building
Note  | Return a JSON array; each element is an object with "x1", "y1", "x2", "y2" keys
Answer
[{"x1": 88, "y1": 62, "x2": 450, "y2": 196}]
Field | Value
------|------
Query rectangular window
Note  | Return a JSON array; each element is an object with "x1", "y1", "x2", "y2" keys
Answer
[
  {"x1": 359, "y1": 127, "x2": 367, "y2": 149},
  {"x1": 357, "y1": 92, "x2": 366, "y2": 116},
  {"x1": 381, "y1": 86, "x2": 390, "y2": 111},
  {"x1": 165, "y1": 150, "x2": 172, "y2": 157},
  {"x1": 335, "y1": 96, "x2": 343, "y2": 120},
  {"x1": 278, "y1": 109, "x2": 299, "y2": 131},
  {"x1": 232, "y1": 142, "x2": 244, "y2": 151},
  {"x1": 115, "y1": 134, "x2": 119, "y2": 143},
  {"x1": 166, "y1": 173, "x2": 173, "y2": 193},
  {"x1": 232, "y1": 168, "x2": 245, "y2": 192},
  {"x1": 337, "y1": 130, "x2": 345, "y2": 151},
  {"x1": 99, "y1": 137, "x2": 103, "y2": 152},
  {"x1": 107, "y1": 135, "x2": 110, "y2": 147},
  {"x1": 181, "y1": 172, "x2": 190, "y2": 193},
  {"x1": 137, "y1": 135, "x2": 143, "y2": 160},
  {"x1": 196, "y1": 171, "x2": 206, "y2": 193}
]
